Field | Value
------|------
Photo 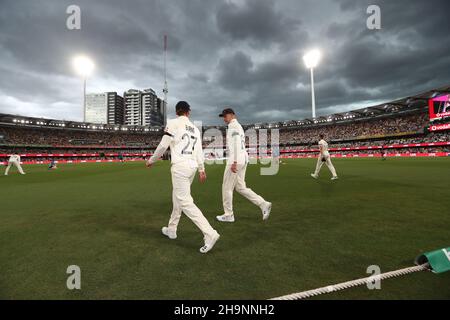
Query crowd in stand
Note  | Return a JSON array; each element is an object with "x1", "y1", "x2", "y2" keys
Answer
[
  {"x1": 0, "y1": 126, "x2": 162, "y2": 147},
  {"x1": 277, "y1": 113, "x2": 428, "y2": 145},
  {"x1": 203, "y1": 113, "x2": 430, "y2": 147},
  {"x1": 0, "y1": 147, "x2": 151, "y2": 154},
  {"x1": 0, "y1": 112, "x2": 429, "y2": 148},
  {"x1": 1, "y1": 111, "x2": 449, "y2": 163}
]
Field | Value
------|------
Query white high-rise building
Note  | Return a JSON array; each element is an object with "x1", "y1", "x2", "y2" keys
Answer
[
  {"x1": 85, "y1": 92, "x2": 124, "y2": 124},
  {"x1": 124, "y1": 88, "x2": 165, "y2": 126},
  {"x1": 142, "y1": 89, "x2": 162, "y2": 126},
  {"x1": 124, "y1": 89, "x2": 142, "y2": 126},
  {"x1": 85, "y1": 93, "x2": 108, "y2": 124}
]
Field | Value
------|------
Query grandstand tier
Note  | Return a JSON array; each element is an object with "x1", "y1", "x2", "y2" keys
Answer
[{"x1": 1, "y1": 86, "x2": 450, "y2": 164}]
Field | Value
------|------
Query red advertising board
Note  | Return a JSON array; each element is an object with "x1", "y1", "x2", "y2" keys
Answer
[
  {"x1": 429, "y1": 123, "x2": 450, "y2": 132},
  {"x1": 429, "y1": 95, "x2": 450, "y2": 120}
]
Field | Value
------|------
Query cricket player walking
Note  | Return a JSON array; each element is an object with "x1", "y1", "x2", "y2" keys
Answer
[
  {"x1": 146, "y1": 101, "x2": 220, "y2": 254},
  {"x1": 311, "y1": 134, "x2": 338, "y2": 180},
  {"x1": 216, "y1": 108, "x2": 272, "y2": 223},
  {"x1": 4, "y1": 152, "x2": 26, "y2": 176}
]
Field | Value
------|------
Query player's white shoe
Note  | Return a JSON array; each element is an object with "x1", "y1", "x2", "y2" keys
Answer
[
  {"x1": 200, "y1": 231, "x2": 220, "y2": 254},
  {"x1": 216, "y1": 214, "x2": 235, "y2": 223},
  {"x1": 310, "y1": 173, "x2": 318, "y2": 179},
  {"x1": 331, "y1": 176, "x2": 339, "y2": 181},
  {"x1": 161, "y1": 227, "x2": 177, "y2": 240},
  {"x1": 261, "y1": 202, "x2": 272, "y2": 221}
]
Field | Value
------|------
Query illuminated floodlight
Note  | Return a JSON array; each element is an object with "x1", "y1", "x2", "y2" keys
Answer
[
  {"x1": 72, "y1": 56, "x2": 95, "y2": 77},
  {"x1": 72, "y1": 55, "x2": 95, "y2": 122},
  {"x1": 303, "y1": 49, "x2": 321, "y2": 69},
  {"x1": 303, "y1": 49, "x2": 322, "y2": 118}
]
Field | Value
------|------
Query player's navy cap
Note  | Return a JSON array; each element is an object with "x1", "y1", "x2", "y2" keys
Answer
[
  {"x1": 175, "y1": 101, "x2": 191, "y2": 113},
  {"x1": 219, "y1": 108, "x2": 235, "y2": 117}
]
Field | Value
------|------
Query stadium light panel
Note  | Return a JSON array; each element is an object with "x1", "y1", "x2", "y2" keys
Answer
[
  {"x1": 303, "y1": 50, "x2": 322, "y2": 69},
  {"x1": 72, "y1": 56, "x2": 95, "y2": 77}
]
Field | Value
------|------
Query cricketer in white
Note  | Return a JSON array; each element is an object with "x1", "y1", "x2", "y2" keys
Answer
[
  {"x1": 4, "y1": 153, "x2": 26, "y2": 176},
  {"x1": 216, "y1": 108, "x2": 272, "y2": 223},
  {"x1": 311, "y1": 134, "x2": 338, "y2": 180},
  {"x1": 146, "y1": 101, "x2": 220, "y2": 254}
]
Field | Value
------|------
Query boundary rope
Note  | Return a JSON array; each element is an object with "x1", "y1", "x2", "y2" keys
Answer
[{"x1": 270, "y1": 263, "x2": 430, "y2": 300}]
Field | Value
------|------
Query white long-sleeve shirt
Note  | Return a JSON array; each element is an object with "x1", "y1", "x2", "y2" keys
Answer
[
  {"x1": 8, "y1": 154, "x2": 21, "y2": 163},
  {"x1": 150, "y1": 116, "x2": 205, "y2": 171},
  {"x1": 319, "y1": 139, "x2": 330, "y2": 157},
  {"x1": 226, "y1": 119, "x2": 248, "y2": 165}
]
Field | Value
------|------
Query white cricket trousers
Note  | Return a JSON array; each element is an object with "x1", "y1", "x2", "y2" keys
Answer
[
  {"x1": 5, "y1": 160, "x2": 25, "y2": 175},
  {"x1": 222, "y1": 163, "x2": 265, "y2": 216},
  {"x1": 167, "y1": 163, "x2": 216, "y2": 239},
  {"x1": 314, "y1": 154, "x2": 337, "y2": 177}
]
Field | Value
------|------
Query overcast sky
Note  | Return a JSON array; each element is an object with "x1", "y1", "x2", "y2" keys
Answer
[{"x1": 0, "y1": 0, "x2": 449, "y2": 125}]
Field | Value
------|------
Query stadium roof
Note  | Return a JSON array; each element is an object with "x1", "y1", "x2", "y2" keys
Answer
[
  {"x1": 0, "y1": 113, "x2": 162, "y2": 133},
  {"x1": 238, "y1": 84, "x2": 450, "y2": 130}
]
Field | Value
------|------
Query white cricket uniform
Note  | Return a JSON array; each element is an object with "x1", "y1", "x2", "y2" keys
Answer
[
  {"x1": 149, "y1": 116, "x2": 216, "y2": 240},
  {"x1": 222, "y1": 119, "x2": 266, "y2": 216},
  {"x1": 313, "y1": 139, "x2": 337, "y2": 177},
  {"x1": 5, "y1": 154, "x2": 25, "y2": 175}
]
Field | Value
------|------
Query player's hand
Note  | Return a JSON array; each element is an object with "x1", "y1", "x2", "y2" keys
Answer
[
  {"x1": 231, "y1": 162, "x2": 238, "y2": 173},
  {"x1": 146, "y1": 160, "x2": 153, "y2": 168},
  {"x1": 199, "y1": 171, "x2": 207, "y2": 183}
]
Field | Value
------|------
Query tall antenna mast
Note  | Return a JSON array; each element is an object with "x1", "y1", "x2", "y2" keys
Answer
[{"x1": 162, "y1": 34, "x2": 168, "y2": 125}]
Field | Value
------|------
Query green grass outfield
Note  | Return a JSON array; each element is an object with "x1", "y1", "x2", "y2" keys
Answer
[{"x1": 0, "y1": 158, "x2": 449, "y2": 300}]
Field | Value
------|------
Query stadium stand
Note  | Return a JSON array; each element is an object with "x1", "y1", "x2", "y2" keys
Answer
[{"x1": 1, "y1": 86, "x2": 449, "y2": 164}]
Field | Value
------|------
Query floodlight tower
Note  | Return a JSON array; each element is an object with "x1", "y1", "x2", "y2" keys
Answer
[
  {"x1": 162, "y1": 34, "x2": 168, "y2": 125},
  {"x1": 303, "y1": 50, "x2": 322, "y2": 119},
  {"x1": 72, "y1": 56, "x2": 95, "y2": 122}
]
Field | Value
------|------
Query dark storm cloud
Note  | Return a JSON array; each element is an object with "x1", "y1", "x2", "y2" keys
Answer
[
  {"x1": 0, "y1": 0, "x2": 180, "y2": 76},
  {"x1": 321, "y1": 0, "x2": 450, "y2": 105},
  {"x1": 0, "y1": 0, "x2": 449, "y2": 124},
  {"x1": 216, "y1": 0, "x2": 302, "y2": 46},
  {"x1": 217, "y1": 51, "x2": 254, "y2": 90}
]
